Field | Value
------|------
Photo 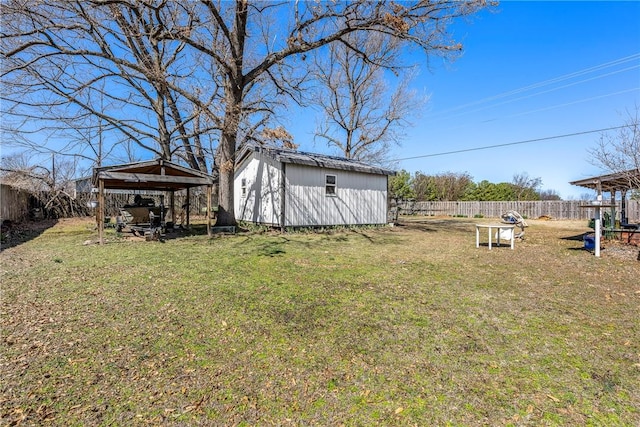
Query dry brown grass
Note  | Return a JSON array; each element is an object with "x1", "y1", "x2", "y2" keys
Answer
[{"x1": 1, "y1": 216, "x2": 638, "y2": 426}]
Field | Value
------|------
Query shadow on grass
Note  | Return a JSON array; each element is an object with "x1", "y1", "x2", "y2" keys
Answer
[
  {"x1": 561, "y1": 232, "x2": 593, "y2": 253},
  {"x1": 0, "y1": 219, "x2": 58, "y2": 252},
  {"x1": 567, "y1": 247, "x2": 593, "y2": 252},
  {"x1": 155, "y1": 224, "x2": 210, "y2": 241},
  {"x1": 351, "y1": 229, "x2": 374, "y2": 243},
  {"x1": 397, "y1": 218, "x2": 475, "y2": 233},
  {"x1": 256, "y1": 241, "x2": 287, "y2": 257},
  {"x1": 393, "y1": 221, "x2": 438, "y2": 233},
  {"x1": 561, "y1": 232, "x2": 590, "y2": 242},
  {"x1": 475, "y1": 242, "x2": 515, "y2": 249},
  {"x1": 231, "y1": 226, "x2": 403, "y2": 254}
]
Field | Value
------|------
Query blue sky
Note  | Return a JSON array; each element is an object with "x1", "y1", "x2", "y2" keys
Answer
[
  {"x1": 3, "y1": 1, "x2": 637, "y2": 199},
  {"x1": 292, "y1": 1, "x2": 640, "y2": 199}
]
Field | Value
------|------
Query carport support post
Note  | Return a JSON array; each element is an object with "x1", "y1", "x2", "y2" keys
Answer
[
  {"x1": 207, "y1": 185, "x2": 212, "y2": 238},
  {"x1": 610, "y1": 191, "x2": 616, "y2": 229},
  {"x1": 169, "y1": 191, "x2": 175, "y2": 224},
  {"x1": 186, "y1": 187, "x2": 190, "y2": 227},
  {"x1": 98, "y1": 179, "x2": 105, "y2": 245}
]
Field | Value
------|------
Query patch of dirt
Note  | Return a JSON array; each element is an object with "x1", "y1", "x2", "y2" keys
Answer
[{"x1": 600, "y1": 241, "x2": 640, "y2": 261}]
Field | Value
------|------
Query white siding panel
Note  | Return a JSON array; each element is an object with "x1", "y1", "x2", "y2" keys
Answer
[
  {"x1": 234, "y1": 153, "x2": 282, "y2": 225},
  {"x1": 285, "y1": 164, "x2": 388, "y2": 226}
]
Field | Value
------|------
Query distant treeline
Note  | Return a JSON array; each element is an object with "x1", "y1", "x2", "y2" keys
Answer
[{"x1": 389, "y1": 170, "x2": 564, "y2": 202}]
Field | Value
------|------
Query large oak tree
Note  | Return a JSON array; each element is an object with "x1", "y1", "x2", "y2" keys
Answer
[{"x1": 2, "y1": 0, "x2": 492, "y2": 226}]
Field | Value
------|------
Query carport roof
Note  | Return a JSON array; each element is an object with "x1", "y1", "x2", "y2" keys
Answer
[
  {"x1": 94, "y1": 159, "x2": 214, "y2": 191},
  {"x1": 569, "y1": 169, "x2": 640, "y2": 193}
]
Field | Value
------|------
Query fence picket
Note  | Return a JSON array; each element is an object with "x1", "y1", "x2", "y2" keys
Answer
[{"x1": 397, "y1": 200, "x2": 640, "y2": 221}]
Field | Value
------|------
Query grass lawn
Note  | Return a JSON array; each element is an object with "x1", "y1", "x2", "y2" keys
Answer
[{"x1": 1, "y1": 217, "x2": 639, "y2": 426}]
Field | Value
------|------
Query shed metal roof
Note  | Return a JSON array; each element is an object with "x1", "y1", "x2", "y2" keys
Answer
[{"x1": 238, "y1": 144, "x2": 396, "y2": 176}]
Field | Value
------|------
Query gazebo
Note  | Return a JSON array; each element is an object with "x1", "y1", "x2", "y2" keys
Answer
[
  {"x1": 570, "y1": 169, "x2": 640, "y2": 225},
  {"x1": 93, "y1": 159, "x2": 215, "y2": 244},
  {"x1": 570, "y1": 169, "x2": 640, "y2": 256}
]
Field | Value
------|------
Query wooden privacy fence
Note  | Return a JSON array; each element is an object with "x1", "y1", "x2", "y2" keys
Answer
[
  {"x1": 397, "y1": 200, "x2": 640, "y2": 221},
  {"x1": 85, "y1": 191, "x2": 211, "y2": 218},
  {"x1": 1, "y1": 187, "x2": 211, "y2": 222},
  {"x1": 0, "y1": 184, "x2": 30, "y2": 222}
]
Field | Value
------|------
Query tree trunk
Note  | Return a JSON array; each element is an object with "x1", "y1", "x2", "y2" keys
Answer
[
  {"x1": 215, "y1": 89, "x2": 243, "y2": 227},
  {"x1": 214, "y1": 1, "x2": 248, "y2": 227},
  {"x1": 216, "y1": 170, "x2": 235, "y2": 226}
]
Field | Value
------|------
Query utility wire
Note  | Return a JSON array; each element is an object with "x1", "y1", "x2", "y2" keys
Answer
[
  {"x1": 392, "y1": 125, "x2": 630, "y2": 162},
  {"x1": 432, "y1": 66, "x2": 640, "y2": 123},
  {"x1": 483, "y1": 87, "x2": 640, "y2": 123},
  {"x1": 430, "y1": 53, "x2": 640, "y2": 119}
]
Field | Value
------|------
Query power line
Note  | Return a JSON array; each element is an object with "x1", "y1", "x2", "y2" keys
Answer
[
  {"x1": 433, "y1": 67, "x2": 640, "y2": 124},
  {"x1": 429, "y1": 53, "x2": 640, "y2": 119},
  {"x1": 392, "y1": 125, "x2": 630, "y2": 162},
  {"x1": 485, "y1": 87, "x2": 640, "y2": 122}
]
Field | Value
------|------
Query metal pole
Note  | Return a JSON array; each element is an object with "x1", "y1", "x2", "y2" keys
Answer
[
  {"x1": 594, "y1": 206, "x2": 601, "y2": 257},
  {"x1": 595, "y1": 181, "x2": 602, "y2": 257},
  {"x1": 98, "y1": 179, "x2": 105, "y2": 245}
]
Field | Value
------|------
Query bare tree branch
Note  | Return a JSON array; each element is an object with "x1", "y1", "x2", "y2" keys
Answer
[
  {"x1": 311, "y1": 31, "x2": 424, "y2": 165},
  {"x1": 588, "y1": 106, "x2": 640, "y2": 191}
]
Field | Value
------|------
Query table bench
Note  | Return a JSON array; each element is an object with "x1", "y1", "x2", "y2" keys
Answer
[{"x1": 475, "y1": 224, "x2": 516, "y2": 250}]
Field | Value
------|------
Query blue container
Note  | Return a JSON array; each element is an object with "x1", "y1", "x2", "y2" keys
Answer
[{"x1": 583, "y1": 234, "x2": 595, "y2": 250}]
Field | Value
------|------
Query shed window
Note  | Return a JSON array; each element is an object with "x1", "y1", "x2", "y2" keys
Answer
[
  {"x1": 241, "y1": 178, "x2": 247, "y2": 198},
  {"x1": 325, "y1": 174, "x2": 337, "y2": 196}
]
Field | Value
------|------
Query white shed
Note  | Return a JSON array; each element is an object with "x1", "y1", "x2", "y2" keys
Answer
[{"x1": 234, "y1": 144, "x2": 395, "y2": 228}]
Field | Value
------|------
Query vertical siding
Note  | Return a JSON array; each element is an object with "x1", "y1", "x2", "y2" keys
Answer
[
  {"x1": 284, "y1": 165, "x2": 388, "y2": 226},
  {"x1": 234, "y1": 153, "x2": 282, "y2": 225}
]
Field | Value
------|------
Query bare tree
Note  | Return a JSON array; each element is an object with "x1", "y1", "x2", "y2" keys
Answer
[
  {"x1": 512, "y1": 172, "x2": 542, "y2": 201},
  {"x1": 311, "y1": 31, "x2": 423, "y2": 165},
  {"x1": 589, "y1": 107, "x2": 640, "y2": 191},
  {"x1": 538, "y1": 189, "x2": 562, "y2": 201},
  {"x1": 0, "y1": 153, "x2": 89, "y2": 218},
  {"x1": 2, "y1": 0, "x2": 492, "y2": 226},
  {"x1": 1, "y1": 1, "x2": 215, "y2": 172},
  {"x1": 0, "y1": 153, "x2": 50, "y2": 192}
]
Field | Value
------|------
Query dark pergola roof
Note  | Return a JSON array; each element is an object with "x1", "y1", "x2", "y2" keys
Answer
[
  {"x1": 94, "y1": 159, "x2": 214, "y2": 191},
  {"x1": 569, "y1": 169, "x2": 640, "y2": 193},
  {"x1": 93, "y1": 159, "x2": 215, "y2": 243}
]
